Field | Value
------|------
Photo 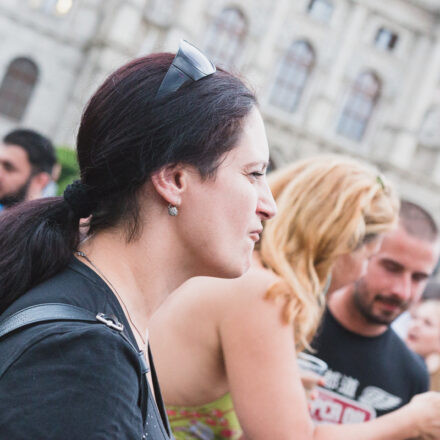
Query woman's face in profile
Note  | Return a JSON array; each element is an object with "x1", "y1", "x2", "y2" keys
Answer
[
  {"x1": 330, "y1": 237, "x2": 382, "y2": 294},
  {"x1": 406, "y1": 301, "x2": 440, "y2": 358},
  {"x1": 176, "y1": 107, "x2": 277, "y2": 279}
]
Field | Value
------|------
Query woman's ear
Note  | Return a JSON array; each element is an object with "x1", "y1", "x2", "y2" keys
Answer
[{"x1": 150, "y1": 164, "x2": 188, "y2": 207}]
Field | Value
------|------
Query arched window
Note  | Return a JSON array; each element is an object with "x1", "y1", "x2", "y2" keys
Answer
[
  {"x1": 269, "y1": 41, "x2": 315, "y2": 113},
  {"x1": 375, "y1": 28, "x2": 399, "y2": 51},
  {"x1": 337, "y1": 71, "x2": 380, "y2": 141},
  {"x1": 0, "y1": 57, "x2": 39, "y2": 121},
  {"x1": 204, "y1": 8, "x2": 247, "y2": 69},
  {"x1": 307, "y1": 0, "x2": 333, "y2": 23}
]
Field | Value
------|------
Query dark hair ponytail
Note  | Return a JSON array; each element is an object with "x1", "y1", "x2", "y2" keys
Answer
[
  {"x1": 0, "y1": 197, "x2": 80, "y2": 311},
  {"x1": 0, "y1": 51, "x2": 256, "y2": 313}
]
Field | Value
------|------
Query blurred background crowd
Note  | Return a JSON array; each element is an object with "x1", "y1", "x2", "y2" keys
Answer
[
  {"x1": 1, "y1": 0, "x2": 440, "y2": 220},
  {"x1": 1, "y1": 1, "x2": 440, "y2": 438}
]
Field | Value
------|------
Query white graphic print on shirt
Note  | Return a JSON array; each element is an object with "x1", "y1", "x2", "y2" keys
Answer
[{"x1": 310, "y1": 369, "x2": 402, "y2": 424}]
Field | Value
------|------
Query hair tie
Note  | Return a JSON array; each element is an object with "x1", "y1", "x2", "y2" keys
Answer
[
  {"x1": 63, "y1": 180, "x2": 97, "y2": 218},
  {"x1": 376, "y1": 175, "x2": 385, "y2": 190}
]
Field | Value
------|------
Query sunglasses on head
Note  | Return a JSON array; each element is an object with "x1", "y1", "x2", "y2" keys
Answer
[{"x1": 155, "y1": 40, "x2": 216, "y2": 100}]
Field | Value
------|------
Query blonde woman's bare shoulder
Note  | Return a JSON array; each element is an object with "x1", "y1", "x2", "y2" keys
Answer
[
  {"x1": 175, "y1": 253, "x2": 277, "y2": 296},
  {"x1": 156, "y1": 254, "x2": 279, "y2": 327},
  {"x1": 217, "y1": 258, "x2": 292, "y2": 339},
  {"x1": 206, "y1": 255, "x2": 281, "y2": 317},
  {"x1": 235, "y1": 264, "x2": 279, "y2": 296}
]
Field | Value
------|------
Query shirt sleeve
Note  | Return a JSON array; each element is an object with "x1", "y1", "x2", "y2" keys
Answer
[
  {"x1": 0, "y1": 325, "x2": 144, "y2": 439},
  {"x1": 417, "y1": 363, "x2": 430, "y2": 394},
  {"x1": 409, "y1": 351, "x2": 430, "y2": 397}
]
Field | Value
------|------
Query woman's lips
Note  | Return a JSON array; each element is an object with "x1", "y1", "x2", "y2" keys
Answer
[
  {"x1": 249, "y1": 229, "x2": 262, "y2": 242},
  {"x1": 249, "y1": 232, "x2": 260, "y2": 242}
]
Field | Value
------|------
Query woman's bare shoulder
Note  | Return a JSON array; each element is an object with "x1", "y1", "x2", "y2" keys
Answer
[
  {"x1": 202, "y1": 260, "x2": 279, "y2": 303},
  {"x1": 156, "y1": 258, "x2": 278, "y2": 319},
  {"x1": 231, "y1": 264, "x2": 279, "y2": 297}
]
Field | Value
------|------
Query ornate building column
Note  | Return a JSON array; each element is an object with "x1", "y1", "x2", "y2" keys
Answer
[
  {"x1": 309, "y1": 1, "x2": 368, "y2": 131},
  {"x1": 325, "y1": 1, "x2": 368, "y2": 100},
  {"x1": 250, "y1": 0, "x2": 291, "y2": 86},
  {"x1": 390, "y1": 32, "x2": 438, "y2": 168}
]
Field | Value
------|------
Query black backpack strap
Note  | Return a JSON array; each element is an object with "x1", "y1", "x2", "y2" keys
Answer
[
  {"x1": 0, "y1": 303, "x2": 149, "y2": 425},
  {"x1": 0, "y1": 303, "x2": 99, "y2": 338},
  {"x1": 148, "y1": 346, "x2": 172, "y2": 437},
  {"x1": 0, "y1": 303, "x2": 148, "y2": 371}
]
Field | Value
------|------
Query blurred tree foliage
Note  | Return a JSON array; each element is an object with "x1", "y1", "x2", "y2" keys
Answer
[{"x1": 56, "y1": 147, "x2": 79, "y2": 195}]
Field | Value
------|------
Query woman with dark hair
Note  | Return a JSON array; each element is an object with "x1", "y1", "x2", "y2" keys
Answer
[{"x1": 0, "y1": 41, "x2": 276, "y2": 439}]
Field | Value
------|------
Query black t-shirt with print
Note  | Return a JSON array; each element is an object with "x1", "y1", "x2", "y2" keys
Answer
[
  {"x1": 309, "y1": 308, "x2": 429, "y2": 423},
  {"x1": 0, "y1": 258, "x2": 172, "y2": 440}
]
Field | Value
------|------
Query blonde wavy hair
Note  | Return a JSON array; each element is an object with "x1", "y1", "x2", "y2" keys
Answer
[{"x1": 260, "y1": 155, "x2": 399, "y2": 351}]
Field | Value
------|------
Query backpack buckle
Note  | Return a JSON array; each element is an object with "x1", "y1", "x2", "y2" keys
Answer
[{"x1": 96, "y1": 313, "x2": 124, "y2": 331}]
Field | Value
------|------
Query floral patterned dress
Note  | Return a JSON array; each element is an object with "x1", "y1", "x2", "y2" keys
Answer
[{"x1": 167, "y1": 393, "x2": 242, "y2": 440}]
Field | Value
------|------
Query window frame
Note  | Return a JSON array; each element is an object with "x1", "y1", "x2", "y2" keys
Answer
[
  {"x1": 0, "y1": 57, "x2": 39, "y2": 122},
  {"x1": 336, "y1": 71, "x2": 381, "y2": 142},
  {"x1": 204, "y1": 7, "x2": 248, "y2": 70},
  {"x1": 307, "y1": 0, "x2": 334, "y2": 23},
  {"x1": 269, "y1": 40, "x2": 315, "y2": 114}
]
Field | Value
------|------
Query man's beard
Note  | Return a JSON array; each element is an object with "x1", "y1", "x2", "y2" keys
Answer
[
  {"x1": 353, "y1": 279, "x2": 408, "y2": 326},
  {"x1": 0, "y1": 177, "x2": 31, "y2": 208}
]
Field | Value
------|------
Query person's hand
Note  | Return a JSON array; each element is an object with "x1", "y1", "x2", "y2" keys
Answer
[
  {"x1": 406, "y1": 391, "x2": 440, "y2": 439},
  {"x1": 300, "y1": 370, "x2": 325, "y2": 401}
]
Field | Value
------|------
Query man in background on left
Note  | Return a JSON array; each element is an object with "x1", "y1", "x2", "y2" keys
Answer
[{"x1": 0, "y1": 128, "x2": 57, "y2": 210}]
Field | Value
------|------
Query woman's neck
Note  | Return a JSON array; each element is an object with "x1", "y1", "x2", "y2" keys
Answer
[{"x1": 77, "y1": 225, "x2": 192, "y2": 347}]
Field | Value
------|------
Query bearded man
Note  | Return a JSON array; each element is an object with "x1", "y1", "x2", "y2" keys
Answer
[
  {"x1": 0, "y1": 129, "x2": 57, "y2": 209},
  {"x1": 310, "y1": 200, "x2": 440, "y2": 423}
]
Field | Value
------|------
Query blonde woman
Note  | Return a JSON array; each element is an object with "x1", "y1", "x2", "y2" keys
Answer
[{"x1": 150, "y1": 156, "x2": 440, "y2": 440}]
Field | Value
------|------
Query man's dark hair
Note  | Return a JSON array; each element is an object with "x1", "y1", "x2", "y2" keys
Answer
[
  {"x1": 3, "y1": 129, "x2": 56, "y2": 174},
  {"x1": 399, "y1": 200, "x2": 438, "y2": 242}
]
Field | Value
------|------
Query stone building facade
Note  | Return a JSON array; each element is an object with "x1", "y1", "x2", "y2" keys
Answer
[{"x1": 0, "y1": 0, "x2": 440, "y2": 219}]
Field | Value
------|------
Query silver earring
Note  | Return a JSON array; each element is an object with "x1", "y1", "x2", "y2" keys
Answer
[{"x1": 168, "y1": 204, "x2": 178, "y2": 216}]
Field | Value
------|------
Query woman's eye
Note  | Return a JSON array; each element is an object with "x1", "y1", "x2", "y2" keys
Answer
[{"x1": 250, "y1": 171, "x2": 264, "y2": 178}]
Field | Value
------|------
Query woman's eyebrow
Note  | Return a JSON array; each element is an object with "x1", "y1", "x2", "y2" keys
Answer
[{"x1": 244, "y1": 161, "x2": 268, "y2": 169}]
